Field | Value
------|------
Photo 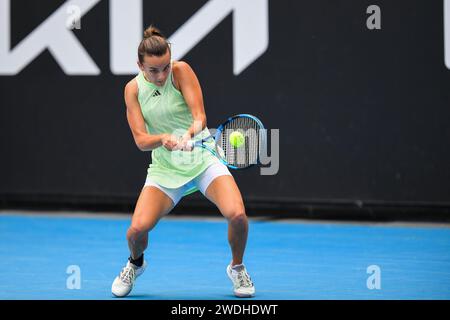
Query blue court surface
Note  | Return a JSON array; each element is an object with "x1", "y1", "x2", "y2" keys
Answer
[{"x1": 1, "y1": 212, "x2": 449, "y2": 300}]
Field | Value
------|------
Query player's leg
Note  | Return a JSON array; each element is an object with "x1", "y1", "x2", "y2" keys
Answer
[
  {"x1": 127, "y1": 185, "x2": 174, "y2": 261},
  {"x1": 112, "y1": 184, "x2": 176, "y2": 297},
  {"x1": 204, "y1": 175, "x2": 248, "y2": 266},
  {"x1": 197, "y1": 163, "x2": 255, "y2": 297}
]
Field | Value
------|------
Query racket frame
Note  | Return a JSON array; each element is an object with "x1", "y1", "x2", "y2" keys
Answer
[{"x1": 190, "y1": 114, "x2": 266, "y2": 169}]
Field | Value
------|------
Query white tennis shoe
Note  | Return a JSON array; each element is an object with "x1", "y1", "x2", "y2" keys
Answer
[
  {"x1": 111, "y1": 260, "x2": 147, "y2": 297},
  {"x1": 226, "y1": 264, "x2": 255, "y2": 297}
]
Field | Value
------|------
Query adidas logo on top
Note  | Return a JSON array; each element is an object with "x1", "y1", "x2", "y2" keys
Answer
[{"x1": 152, "y1": 90, "x2": 161, "y2": 97}]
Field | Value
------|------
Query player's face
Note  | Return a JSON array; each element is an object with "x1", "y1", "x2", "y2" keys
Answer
[{"x1": 139, "y1": 49, "x2": 171, "y2": 87}]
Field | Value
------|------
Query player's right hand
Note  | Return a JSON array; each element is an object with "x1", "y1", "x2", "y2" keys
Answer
[{"x1": 161, "y1": 134, "x2": 180, "y2": 151}]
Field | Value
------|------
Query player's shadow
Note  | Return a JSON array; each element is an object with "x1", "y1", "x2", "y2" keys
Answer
[
  {"x1": 121, "y1": 293, "x2": 249, "y2": 300},
  {"x1": 116, "y1": 294, "x2": 160, "y2": 300}
]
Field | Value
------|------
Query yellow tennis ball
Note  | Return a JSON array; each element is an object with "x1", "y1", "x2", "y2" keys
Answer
[{"x1": 229, "y1": 131, "x2": 245, "y2": 148}]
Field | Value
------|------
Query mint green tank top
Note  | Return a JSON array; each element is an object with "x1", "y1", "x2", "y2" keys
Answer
[{"x1": 135, "y1": 62, "x2": 218, "y2": 195}]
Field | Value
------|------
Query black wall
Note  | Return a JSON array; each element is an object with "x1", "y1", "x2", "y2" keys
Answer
[{"x1": 1, "y1": 0, "x2": 450, "y2": 217}]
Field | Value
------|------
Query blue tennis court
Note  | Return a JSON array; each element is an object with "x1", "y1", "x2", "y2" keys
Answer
[{"x1": 1, "y1": 212, "x2": 449, "y2": 300}]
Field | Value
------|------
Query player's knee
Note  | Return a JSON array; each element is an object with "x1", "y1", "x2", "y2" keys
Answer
[
  {"x1": 228, "y1": 207, "x2": 247, "y2": 224},
  {"x1": 127, "y1": 224, "x2": 147, "y2": 241},
  {"x1": 129, "y1": 214, "x2": 158, "y2": 235}
]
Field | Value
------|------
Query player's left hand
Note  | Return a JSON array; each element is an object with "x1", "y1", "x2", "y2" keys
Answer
[{"x1": 178, "y1": 133, "x2": 193, "y2": 151}]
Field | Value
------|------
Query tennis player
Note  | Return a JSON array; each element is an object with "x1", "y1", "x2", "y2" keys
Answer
[{"x1": 111, "y1": 26, "x2": 255, "y2": 298}]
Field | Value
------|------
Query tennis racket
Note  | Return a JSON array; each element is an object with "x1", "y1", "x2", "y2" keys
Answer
[{"x1": 186, "y1": 114, "x2": 266, "y2": 169}]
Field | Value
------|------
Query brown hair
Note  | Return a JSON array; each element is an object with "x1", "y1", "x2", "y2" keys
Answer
[{"x1": 138, "y1": 26, "x2": 170, "y2": 63}]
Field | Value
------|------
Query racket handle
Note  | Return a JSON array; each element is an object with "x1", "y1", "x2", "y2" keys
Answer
[{"x1": 186, "y1": 140, "x2": 194, "y2": 151}]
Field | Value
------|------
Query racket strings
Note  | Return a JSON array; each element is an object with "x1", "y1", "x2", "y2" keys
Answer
[{"x1": 218, "y1": 117, "x2": 261, "y2": 168}]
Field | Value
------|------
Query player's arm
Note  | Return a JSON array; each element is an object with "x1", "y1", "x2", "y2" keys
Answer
[
  {"x1": 124, "y1": 80, "x2": 177, "y2": 151},
  {"x1": 173, "y1": 61, "x2": 207, "y2": 141}
]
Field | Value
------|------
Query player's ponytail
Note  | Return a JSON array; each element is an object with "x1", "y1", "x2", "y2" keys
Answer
[
  {"x1": 138, "y1": 25, "x2": 170, "y2": 63},
  {"x1": 143, "y1": 25, "x2": 164, "y2": 39}
]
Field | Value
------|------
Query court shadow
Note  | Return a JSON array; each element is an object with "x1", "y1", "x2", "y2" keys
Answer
[
  {"x1": 122, "y1": 293, "x2": 248, "y2": 300},
  {"x1": 221, "y1": 294, "x2": 255, "y2": 300},
  {"x1": 123, "y1": 294, "x2": 162, "y2": 300}
]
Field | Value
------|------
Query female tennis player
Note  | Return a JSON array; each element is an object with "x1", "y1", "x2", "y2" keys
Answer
[{"x1": 111, "y1": 26, "x2": 255, "y2": 298}]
